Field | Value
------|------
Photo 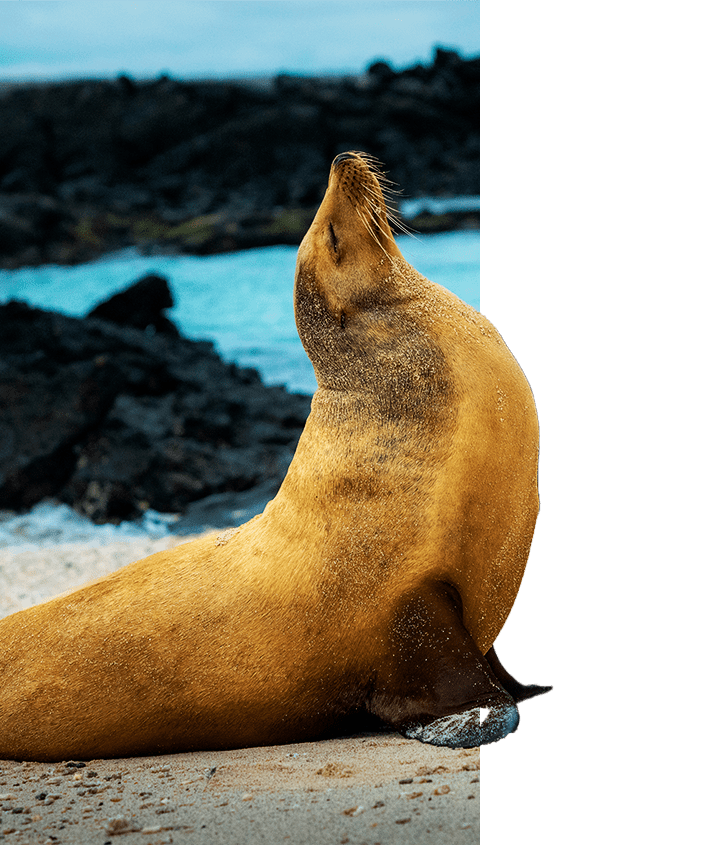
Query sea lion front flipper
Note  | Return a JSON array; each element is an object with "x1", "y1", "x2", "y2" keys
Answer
[
  {"x1": 400, "y1": 700, "x2": 518, "y2": 748},
  {"x1": 367, "y1": 585, "x2": 519, "y2": 748},
  {"x1": 484, "y1": 645, "x2": 553, "y2": 703}
]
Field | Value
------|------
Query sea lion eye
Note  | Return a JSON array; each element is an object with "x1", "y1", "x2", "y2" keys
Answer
[{"x1": 328, "y1": 222, "x2": 339, "y2": 254}]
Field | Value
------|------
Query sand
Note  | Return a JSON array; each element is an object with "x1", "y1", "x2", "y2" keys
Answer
[{"x1": 0, "y1": 539, "x2": 481, "y2": 844}]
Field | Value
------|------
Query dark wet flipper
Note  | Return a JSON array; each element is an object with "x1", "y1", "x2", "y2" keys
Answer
[
  {"x1": 509, "y1": 684, "x2": 553, "y2": 702},
  {"x1": 369, "y1": 584, "x2": 521, "y2": 747},
  {"x1": 401, "y1": 696, "x2": 520, "y2": 748},
  {"x1": 484, "y1": 645, "x2": 552, "y2": 703}
]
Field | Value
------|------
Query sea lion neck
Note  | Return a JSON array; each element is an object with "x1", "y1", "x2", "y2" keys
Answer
[{"x1": 295, "y1": 255, "x2": 453, "y2": 424}]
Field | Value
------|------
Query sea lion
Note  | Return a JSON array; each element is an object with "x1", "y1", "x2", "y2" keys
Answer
[{"x1": 0, "y1": 152, "x2": 549, "y2": 762}]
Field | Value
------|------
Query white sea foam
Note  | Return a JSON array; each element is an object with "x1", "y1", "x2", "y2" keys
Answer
[
  {"x1": 399, "y1": 195, "x2": 480, "y2": 218},
  {"x1": 0, "y1": 501, "x2": 178, "y2": 551}
]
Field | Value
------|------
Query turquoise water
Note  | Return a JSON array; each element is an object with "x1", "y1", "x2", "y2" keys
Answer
[
  {"x1": 0, "y1": 231, "x2": 480, "y2": 395},
  {"x1": 0, "y1": 231, "x2": 479, "y2": 545}
]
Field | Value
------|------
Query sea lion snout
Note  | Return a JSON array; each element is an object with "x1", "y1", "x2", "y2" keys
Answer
[{"x1": 326, "y1": 151, "x2": 399, "y2": 251}]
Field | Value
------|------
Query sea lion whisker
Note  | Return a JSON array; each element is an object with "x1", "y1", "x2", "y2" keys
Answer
[
  {"x1": 356, "y1": 186, "x2": 389, "y2": 228},
  {"x1": 371, "y1": 198, "x2": 414, "y2": 240},
  {"x1": 345, "y1": 150, "x2": 400, "y2": 198},
  {"x1": 353, "y1": 205, "x2": 391, "y2": 258},
  {"x1": 354, "y1": 183, "x2": 413, "y2": 238}
]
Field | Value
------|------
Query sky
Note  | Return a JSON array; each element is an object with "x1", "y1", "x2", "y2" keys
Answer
[{"x1": 0, "y1": 0, "x2": 479, "y2": 82}]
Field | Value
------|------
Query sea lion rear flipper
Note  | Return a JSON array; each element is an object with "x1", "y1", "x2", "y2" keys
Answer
[
  {"x1": 367, "y1": 585, "x2": 519, "y2": 748},
  {"x1": 484, "y1": 645, "x2": 553, "y2": 703}
]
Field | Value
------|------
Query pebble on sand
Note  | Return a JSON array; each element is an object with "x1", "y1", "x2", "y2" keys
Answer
[{"x1": 106, "y1": 816, "x2": 136, "y2": 835}]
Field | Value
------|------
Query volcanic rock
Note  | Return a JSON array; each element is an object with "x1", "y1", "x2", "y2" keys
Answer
[
  {"x1": 0, "y1": 299, "x2": 311, "y2": 523},
  {"x1": 0, "y1": 49, "x2": 479, "y2": 269},
  {"x1": 86, "y1": 273, "x2": 179, "y2": 335}
]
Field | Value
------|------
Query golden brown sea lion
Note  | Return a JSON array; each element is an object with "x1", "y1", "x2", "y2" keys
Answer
[{"x1": 0, "y1": 152, "x2": 548, "y2": 762}]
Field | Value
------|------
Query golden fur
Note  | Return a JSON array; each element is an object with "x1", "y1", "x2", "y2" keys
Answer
[{"x1": 0, "y1": 153, "x2": 540, "y2": 761}]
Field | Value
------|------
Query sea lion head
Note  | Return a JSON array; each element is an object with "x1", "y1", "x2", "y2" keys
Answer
[
  {"x1": 295, "y1": 152, "x2": 427, "y2": 394},
  {"x1": 296, "y1": 152, "x2": 404, "y2": 307},
  {"x1": 296, "y1": 152, "x2": 402, "y2": 322}
]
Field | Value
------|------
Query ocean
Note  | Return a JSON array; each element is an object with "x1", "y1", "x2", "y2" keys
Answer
[
  {"x1": 0, "y1": 226, "x2": 479, "y2": 546},
  {"x1": 0, "y1": 228, "x2": 479, "y2": 395}
]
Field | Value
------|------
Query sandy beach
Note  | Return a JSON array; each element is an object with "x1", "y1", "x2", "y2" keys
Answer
[{"x1": 0, "y1": 538, "x2": 480, "y2": 844}]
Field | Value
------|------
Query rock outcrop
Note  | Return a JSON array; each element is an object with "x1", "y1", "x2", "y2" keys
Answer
[
  {"x1": 0, "y1": 49, "x2": 479, "y2": 268},
  {"x1": 0, "y1": 284, "x2": 311, "y2": 524}
]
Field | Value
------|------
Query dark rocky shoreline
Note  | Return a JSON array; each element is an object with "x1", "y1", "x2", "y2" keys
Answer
[
  {"x1": 0, "y1": 276, "x2": 312, "y2": 526},
  {"x1": 0, "y1": 49, "x2": 479, "y2": 269},
  {"x1": 0, "y1": 51, "x2": 478, "y2": 527}
]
